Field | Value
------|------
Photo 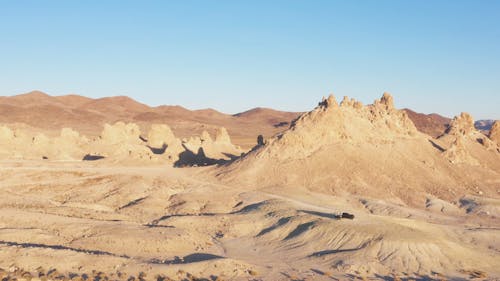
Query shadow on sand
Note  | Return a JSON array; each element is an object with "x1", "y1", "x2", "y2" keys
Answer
[
  {"x1": 150, "y1": 253, "x2": 224, "y2": 265},
  {"x1": 174, "y1": 146, "x2": 227, "y2": 167}
]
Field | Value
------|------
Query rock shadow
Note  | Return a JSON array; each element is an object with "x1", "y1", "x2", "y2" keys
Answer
[
  {"x1": 147, "y1": 143, "x2": 167, "y2": 155},
  {"x1": 231, "y1": 200, "x2": 269, "y2": 214},
  {"x1": 257, "y1": 216, "x2": 292, "y2": 236},
  {"x1": 309, "y1": 248, "x2": 359, "y2": 257},
  {"x1": 118, "y1": 196, "x2": 147, "y2": 210},
  {"x1": 82, "y1": 154, "x2": 105, "y2": 161},
  {"x1": 150, "y1": 253, "x2": 224, "y2": 265},
  {"x1": 428, "y1": 140, "x2": 445, "y2": 152},
  {"x1": 274, "y1": 121, "x2": 290, "y2": 128},
  {"x1": 0, "y1": 240, "x2": 129, "y2": 258},
  {"x1": 222, "y1": 152, "x2": 240, "y2": 161},
  {"x1": 299, "y1": 210, "x2": 341, "y2": 219},
  {"x1": 174, "y1": 146, "x2": 226, "y2": 167},
  {"x1": 283, "y1": 221, "x2": 317, "y2": 240},
  {"x1": 149, "y1": 212, "x2": 218, "y2": 225}
]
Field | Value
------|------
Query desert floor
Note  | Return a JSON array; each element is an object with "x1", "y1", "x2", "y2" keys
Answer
[{"x1": 0, "y1": 160, "x2": 499, "y2": 281}]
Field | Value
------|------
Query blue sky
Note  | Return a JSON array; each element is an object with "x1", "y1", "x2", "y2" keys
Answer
[{"x1": 0, "y1": 1, "x2": 499, "y2": 119}]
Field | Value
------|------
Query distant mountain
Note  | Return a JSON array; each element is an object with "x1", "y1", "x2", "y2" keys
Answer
[
  {"x1": 474, "y1": 119, "x2": 495, "y2": 132},
  {"x1": 233, "y1": 107, "x2": 301, "y2": 128},
  {"x1": 403, "y1": 109, "x2": 450, "y2": 138},
  {"x1": 0, "y1": 91, "x2": 299, "y2": 149},
  {"x1": 2, "y1": 90, "x2": 490, "y2": 147}
]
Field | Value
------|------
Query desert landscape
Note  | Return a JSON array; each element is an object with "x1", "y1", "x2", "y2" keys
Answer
[
  {"x1": 2, "y1": 1, "x2": 500, "y2": 280},
  {"x1": 0, "y1": 91, "x2": 499, "y2": 281}
]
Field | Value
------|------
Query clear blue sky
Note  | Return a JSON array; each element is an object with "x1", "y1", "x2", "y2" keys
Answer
[{"x1": 1, "y1": 1, "x2": 499, "y2": 119}]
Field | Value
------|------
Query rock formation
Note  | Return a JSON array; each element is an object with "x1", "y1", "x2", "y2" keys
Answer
[
  {"x1": 442, "y1": 134, "x2": 479, "y2": 165},
  {"x1": 251, "y1": 92, "x2": 417, "y2": 161},
  {"x1": 32, "y1": 133, "x2": 50, "y2": 145},
  {"x1": 177, "y1": 128, "x2": 244, "y2": 166},
  {"x1": 215, "y1": 127, "x2": 232, "y2": 144},
  {"x1": 217, "y1": 93, "x2": 500, "y2": 205},
  {"x1": 60, "y1": 127, "x2": 81, "y2": 140},
  {"x1": 101, "y1": 122, "x2": 142, "y2": 145},
  {"x1": 0, "y1": 125, "x2": 15, "y2": 158},
  {"x1": 146, "y1": 124, "x2": 184, "y2": 161},
  {"x1": 444, "y1": 112, "x2": 475, "y2": 136},
  {"x1": 438, "y1": 112, "x2": 499, "y2": 160},
  {"x1": 489, "y1": 120, "x2": 500, "y2": 143},
  {"x1": 147, "y1": 124, "x2": 175, "y2": 148},
  {"x1": 93, "y1": 122, "x2": 153, "y2": 160},
  {"x1": 0, "y1": 125, "x2": 14, "y2": 141}
]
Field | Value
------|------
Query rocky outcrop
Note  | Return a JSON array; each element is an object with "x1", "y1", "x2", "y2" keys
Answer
[
  {"x1": 217, "y1": 93, "x2": 500, "y2": 205},
  {"x1": 147, "y1": 124, "x2": 176, "y2": 148},
  {"x1": 146, "y1": 124, "x2": 184, "y2": 161},
  {"x1": 32, "y1": 133, "x2": 50, "y2": 146},
  {"x1": 439, "y1": 113, "x2": 499, "y2": 157},
  {"x1": 101, "y1": 122, "x2": 142, "y2": 145},
  {"x1": 0, "y1": 126, "x2": 90, "y2": 160},
  {"x1": 445, "y1": 112, "x2": 475, "y2": 137},
  {"x1": 340, "y1": 96, "x2": 363, "y2": 109},
  {"x1": 0, "y1": 122, "x2": 244, "y2": 165},
  {"x1": 215, "y1": 127, "x2": 232, "y2": 144},
  {"x1": 177, "y1": 128, "x2": 243, "y2": 166},
  {"x1": 258, "y1": 92, "x2": 418, "y2": 161},
  {"x1": 489, "y1": 121, "x2": 500, "y2": 143},
  {"x1": 0, "y1": 125, "x2": 14, "y2": 141},
  {"x1": 60, "y1": 127, "x2": 81, "y2": 140},
  {"x1": 375, "y1": 92, "x2": 394, "y2": 110},
  {"x1": 93, "y1": 122, "x2": 151, "y2": 160},
  {"x1": 442, "y1": 135, "x2": 479, "y2": 165}
]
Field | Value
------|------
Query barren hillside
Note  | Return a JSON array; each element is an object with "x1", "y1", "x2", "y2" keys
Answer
[{"x1": 0, "y1": 91, "x2": 301, "y2": 149}]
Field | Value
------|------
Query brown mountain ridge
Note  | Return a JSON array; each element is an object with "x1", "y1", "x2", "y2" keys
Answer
[{"x1": 0, "y1": 90, "x2": 491, "y2": 148}]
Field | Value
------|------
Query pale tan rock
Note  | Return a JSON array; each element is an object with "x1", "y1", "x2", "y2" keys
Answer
[
  {"x1": 32, "y1": 133, "x2": 50, "y2": 146},
  {"x1": 0, "y1": 125, "x2": 14, "y2": 142},
  {"x1": 443, "y1": 135, "x2": 479, "y2": 165},
  {"x1": 147, "y1": 124, "x2": 184, "y2": 162},
  {"x1": 60, "y1": 127, "x2": 80, "y2": 140},
  {"x1": 200, "y1": 130, "x2": 212, "y2": 143},
  {"x1": 215, "y1": 127, "x2": 231, "y2": 144},
  {"x1": 489, "y1": 120, "x2": 500, "y2": 143},
  {"x1": 379, "y1": 92, "x2": 395, "y2": 109},
  {"x1": 446, "y1": 112, "x2": 475, "y2": 136},
  {"x1": 101, "y1": 122, "x2": 142, "y2": 145},
  {"x1": 218, "y1": 92, "x2": 499, "y2": 204},
  {"x1": 147, "y1": 124, "x2": 177, "y2": 148}
]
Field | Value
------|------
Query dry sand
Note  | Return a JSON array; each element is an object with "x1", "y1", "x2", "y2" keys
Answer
[{"x1": 1, "y1": 160, "x2": 499, "y2": 280}]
